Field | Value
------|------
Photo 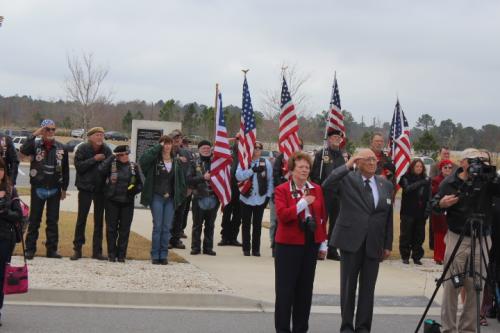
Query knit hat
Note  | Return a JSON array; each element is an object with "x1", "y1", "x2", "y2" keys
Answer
[
  {"x1": 438, "y1": 159, "x2": 453, "y2": 170},
  {"x1": 113, "y1": 145, "x2": 130, "y2": 154},
  {"x1": 87, "y1": 127, "x2": 104, "y2": 137},
  {"x1": 197, "y1": 140, "x2": 212, "y2": 148},
  {"x1": 327, "y1": 128, "x2": 343, "y2": 137}
]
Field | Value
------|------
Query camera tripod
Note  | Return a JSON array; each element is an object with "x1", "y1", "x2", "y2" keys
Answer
[{"x1": 415, "y1": 214, "x2": 492, "y2": 333}]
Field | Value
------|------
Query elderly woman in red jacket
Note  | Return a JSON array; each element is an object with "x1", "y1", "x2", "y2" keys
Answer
[
  {"x1": 274, "y1": 151, "x2": 328, "y2": 333},
  {"x1": 431, "y1": 159, "x2": 454, "y2": 264}
]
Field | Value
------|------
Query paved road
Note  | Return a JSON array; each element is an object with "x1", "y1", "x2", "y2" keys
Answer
[
  {"x1": 17, "y1": 165, "x2": 77, "y2": 191},
  {"x1": 2, "y1": 305, "x2": 499, "y2": 333}
]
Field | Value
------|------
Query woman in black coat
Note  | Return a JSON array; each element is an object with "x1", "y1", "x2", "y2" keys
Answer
[
  {"x1": 99, "y1": 145, "x2": 143, "y2": 263},
  {"x1": 0, "y1": 158, "x2": 23, "y2": 326},
  {"x1": 399, "y1": 159, "x2": 431, "y2": 265}
]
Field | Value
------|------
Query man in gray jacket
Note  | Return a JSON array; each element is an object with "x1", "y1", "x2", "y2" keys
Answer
[{"x1": 323, "y1": 148, "x2": 393, "y2": 333}]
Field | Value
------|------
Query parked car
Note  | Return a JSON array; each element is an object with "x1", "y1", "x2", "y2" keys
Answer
[
  {"x1": 12, "y1": 136, "x2": 27, "y2": 151},
  {"x1": 260, "y1": 150, "x2": 276, "y2": 165},
  {"x1": 416, "y1": 156, "x2": 435, "y2": 175},
  {"x1": 104, "y1": 131, "x2": 128, "y2": 141},
  {"x1": 1, "y1": 129, "x2": 32, "y2": 138},
  {"x1": 71, "y1": 128, "x2": 85, "y2": 138},
  {"x1": 64, "y1": 139, "x2": 83, "y2": 152}
]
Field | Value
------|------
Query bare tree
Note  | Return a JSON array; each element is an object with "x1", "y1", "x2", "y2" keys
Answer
[
  {"x1": 260, "y1": 63, "x2": 311, "y2": 120},
  {"x1": 65, "y1": 52, "x2": 111, "y2": 131}
]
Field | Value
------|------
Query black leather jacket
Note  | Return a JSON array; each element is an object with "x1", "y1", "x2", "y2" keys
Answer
[
  {"x1": 20, "y1": 136, "x2": 69, "y2": 190},
  {"x1": 74, "y1": 142, "x2": 113, "y2": 192},
  {"x1": 187, "y1": 155, "x2": 215, "y2": 199},
  {"x1": 99, "y1": 156, "x2": 143, "y2": 203},
  {"x1": 0, "y1": 188, "x2": 23, "y2": 242},
  {"x1": 312, "y1": 147, "x2": 345, "y2": 198}
]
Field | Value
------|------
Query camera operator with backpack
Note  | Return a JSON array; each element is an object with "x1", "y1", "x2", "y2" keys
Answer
[{"x1": 432, "y1": 148, "x2": 500, "y2": 332}]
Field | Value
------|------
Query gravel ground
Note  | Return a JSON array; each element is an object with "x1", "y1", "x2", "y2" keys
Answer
[{"x1": 12, "y1": 256, "x2": 232, "y2": 294}]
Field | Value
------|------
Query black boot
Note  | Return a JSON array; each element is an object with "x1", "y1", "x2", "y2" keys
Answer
[{"x1": 70, "y1": 249, "x2": 82, "y2": 261}]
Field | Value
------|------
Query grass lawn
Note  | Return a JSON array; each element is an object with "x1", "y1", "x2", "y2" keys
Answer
[{"x1": 13, "y1": 211, "x2": 187, "y2": 263}]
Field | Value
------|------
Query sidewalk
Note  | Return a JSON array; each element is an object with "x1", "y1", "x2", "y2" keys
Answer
[{"x1": 16, "y1": 190, "x2": 445, "y2": 315}]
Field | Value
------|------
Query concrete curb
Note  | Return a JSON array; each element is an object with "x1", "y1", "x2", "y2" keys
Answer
[{"x1": 6, "y1": 288, "x2": 273, "y2": 311}]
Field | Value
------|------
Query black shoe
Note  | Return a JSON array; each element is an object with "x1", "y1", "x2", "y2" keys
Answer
[
  {"x1": 25, "y1": 251, "x2": 35, "y2": 260},
  {"x1": 152, "y1": 259, "x2": 161, "y2": 265},
  {"x1": 191, "y1": 249, "x2": 201, "y2": 255},
  {"x1": 108, "y1": 256, "x2": 116, "y2": 262},
  {"x1": 413, "y1": 259, "x2": 423, "y2": 265},
  {"x1": 117, "y1": 258, "x2": 125, "y2": 263},
  {"x1": 70, "y1": 250, "x2": 82, "y2": 261},
  {"x1": 168, "y1": 243, "x2": 173, "y2": 249},
  {"x1": 203, "y1": 249, "x2": 216, "y2": 256},
  {"x1": 402, "y1": 259, "x2": 410, "y2": 264},
  {"x1": 171, "y1": 242, "x2": 186, "y2": 249},
  {"x1": 160, "y1": 259, "x2": 168, "y2": 265},
  {"x1": 47, "y1": 252, "x2": 63, "y2": 259},
  {"x1": 217, "y1": 240, "x2": 230, "y2": 246},
  {"x1": 252, "y1": 252, "x2": 261, "y2": 257},
  {"x1": 230, "y1": 240, "x2": 242, "y2": 247},
  {"x1": 243, "y1": 251, "x2": 250, "y2": 256},
  {"x1": 326, "y1": 251, "x2": 341, "y2": 261},
  {"x1": 180, "y1": 232, "x2": 188, "y2": 239},
  {"x1": 92, "y1": 254, "x2": 107, "y2": 261}
]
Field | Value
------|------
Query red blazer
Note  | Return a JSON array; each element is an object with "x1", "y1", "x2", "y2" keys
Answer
[{"x1": 274, "y1": 180, "x2": 328, "y2": 245}]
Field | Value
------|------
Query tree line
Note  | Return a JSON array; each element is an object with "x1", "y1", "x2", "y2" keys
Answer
[{"x1": 0, "y1": 94, "x2": 498, "y2": 154}]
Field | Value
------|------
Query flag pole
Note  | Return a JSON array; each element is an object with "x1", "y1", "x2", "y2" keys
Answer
[{"x1": 319, "y1": 71, "x2": 336, "y2": 180}]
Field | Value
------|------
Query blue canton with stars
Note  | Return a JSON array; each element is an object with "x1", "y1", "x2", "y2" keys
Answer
[
  {"x1": 281, "y1": 77, "x2": 292, "y2": 108},
  {"x1": 331, "y1": 77, "x2": 342, "y2": 109},
  {"x1": 218, "y1": 93, "x2": 225, "y2": 126},
  {"x1": 242, "y1": 77, "x2": 256, "y2": 134}
]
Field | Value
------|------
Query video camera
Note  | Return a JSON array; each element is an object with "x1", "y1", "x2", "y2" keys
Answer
[{"x1": 458, "y1": 158, "x2": 498, "y2": 198}]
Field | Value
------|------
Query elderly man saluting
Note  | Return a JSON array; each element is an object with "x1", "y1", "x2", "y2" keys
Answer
[{"x1": 323, "y1": 148, "x2": 394, "y2": 333}]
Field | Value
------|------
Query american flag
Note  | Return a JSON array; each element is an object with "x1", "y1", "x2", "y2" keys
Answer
[
  {"x1": 237, "y1": 76, "x2": 257, "y2": 195},
  {"x1": 279, "y1": 76, "x2": 301, "y2": 173},
  {"x1": 326, "y1": 74, "x2": 345, "y2": 145},
  {"x1": 210, "y1": 88, "x2": 233, "y2": 208},
  {"x1": 389, "y1": 99, "x2": 411, "y2": 184}
]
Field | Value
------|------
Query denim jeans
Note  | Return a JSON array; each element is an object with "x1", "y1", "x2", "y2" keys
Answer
[{"x1": 150, "y1": 194, "x2": 174, "y2": 260}]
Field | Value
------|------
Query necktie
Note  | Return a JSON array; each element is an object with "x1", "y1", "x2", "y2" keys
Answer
[{"x1": 364, "y1": 179, "x2": 375, "y2": 209}]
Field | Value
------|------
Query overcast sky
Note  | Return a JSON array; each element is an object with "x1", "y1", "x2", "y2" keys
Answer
[{"x1": 1, "y1": 0, "x2": 499, "y2": 128}]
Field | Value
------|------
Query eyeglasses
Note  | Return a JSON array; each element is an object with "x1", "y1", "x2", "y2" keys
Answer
[
  {"x1": 443, "y1": 166, "x2": 453, "y2": 169},
  {"x1": 45, "y1": 127, "x2": 56, "y2": 132}
]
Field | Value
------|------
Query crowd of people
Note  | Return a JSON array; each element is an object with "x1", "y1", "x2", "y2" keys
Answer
[{"x1": 0, "y1": 119, "x2": 499, "y2": 331}]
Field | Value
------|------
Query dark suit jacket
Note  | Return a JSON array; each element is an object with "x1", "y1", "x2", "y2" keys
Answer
[{"x1": 322, "y1": 165, "x2": 394, "y2": 259}]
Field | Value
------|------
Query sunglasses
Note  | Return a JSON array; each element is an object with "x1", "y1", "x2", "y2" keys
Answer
[
  {"x1": 45, "y1": 127, "x2": 56, "y2": 132},
  {"x1": 443, "y1": 166, "x2": 453, "y2": 169},
  {"x1": 255, "y1": 147, "x2": 263, "y2": 150},
  {"x1": 116, "y1": 153, "x2": 129, "y2": 157}
]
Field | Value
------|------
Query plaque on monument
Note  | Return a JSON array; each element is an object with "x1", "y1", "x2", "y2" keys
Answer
[{"x1": 135, "y1": 128, "x2": 163, "y2": 162}]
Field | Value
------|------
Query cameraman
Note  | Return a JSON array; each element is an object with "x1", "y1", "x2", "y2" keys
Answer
[{"x1": 433, "y1": 148, "x2": 500, "y2": 332}]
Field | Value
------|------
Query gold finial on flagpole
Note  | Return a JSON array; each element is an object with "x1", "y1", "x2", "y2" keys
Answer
[{"x1": 281, "y1": 65, "x2": 288, "y2": 79}]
